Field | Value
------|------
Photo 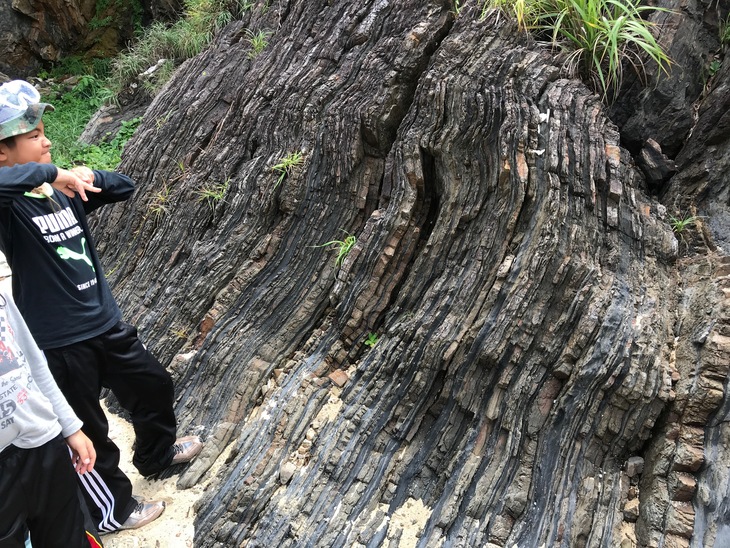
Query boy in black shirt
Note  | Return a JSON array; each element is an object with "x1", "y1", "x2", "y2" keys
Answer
[{"x1": 0, "y1": 80, "x2": 203, "y2": 534}]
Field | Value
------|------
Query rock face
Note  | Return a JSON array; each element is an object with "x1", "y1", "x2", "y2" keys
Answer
[
  {"x1": 0, "y1": 0, "x2": 176, "y2": 78},
  {"x1": 85, "y1": 1, "x2": 729, "y2": 546},
  {"x1": 608, "y1": 0, "x2": 727, "y2": 159},
  {"x1": 0, "y1": 0, "x2": 93, "y2": 77}
]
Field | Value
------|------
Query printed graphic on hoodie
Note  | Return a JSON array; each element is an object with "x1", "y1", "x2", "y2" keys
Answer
[{"x1": 0, "y1": 315, "x2": 29, "y2": 430}]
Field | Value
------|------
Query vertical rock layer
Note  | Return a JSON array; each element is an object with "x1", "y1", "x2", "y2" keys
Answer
[{"x1": 90, "y1": 1, "x2": 729, "y2": 546}]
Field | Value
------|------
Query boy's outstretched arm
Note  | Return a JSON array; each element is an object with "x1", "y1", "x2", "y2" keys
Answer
[{"x1": 0, "y1": 162, "x2": 100, "y2": 202}]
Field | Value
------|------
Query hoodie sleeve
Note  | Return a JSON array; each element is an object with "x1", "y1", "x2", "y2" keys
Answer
[
  {"x1": 0, "y1": 163, "x2": 58, "y2": 205},
  {"x1": 1, "y1": 281, "x2": 82, "y2": 437},
  {"x1": 82, "y1": 170, "x2": 136, "y2": 214}
]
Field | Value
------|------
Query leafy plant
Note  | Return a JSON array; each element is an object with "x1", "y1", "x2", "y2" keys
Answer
[
  {"x1": 271, "y1": 151, "x2": 304, "y2": 189},
  {"x1": 364, "y1": 333, "x2": 379, "y2": 348},
  {"x1": 43, "y1": 76, "x2": 139, "y2": 169},
  {"x1": 481, "y1": 0, "x2": 672, "y2": 99},
  {"x1": 669, "y1": 212, "x2": 700, "y2": 253},
  {"x1": 669, "y1": 213, "x2": 698, "y2": 235},
  {"x1": 709, "y1": 59, "x2": 722, "y2": 77},
  {"x1": 246, "y1": 29, "x2": 271, "y2": 58},
  {"x1": 312, "y1": 232, "x2": 356, "y2": 267}
]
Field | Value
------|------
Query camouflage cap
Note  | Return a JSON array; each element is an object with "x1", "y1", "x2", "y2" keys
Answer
[{"x1": 0, "y1": 80, "x2": 54, "y2": 141}]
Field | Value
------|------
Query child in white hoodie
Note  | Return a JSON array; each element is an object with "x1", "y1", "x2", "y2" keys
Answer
[{"x1": 0, "y1": 275, "x2": 102, "y2": 548}]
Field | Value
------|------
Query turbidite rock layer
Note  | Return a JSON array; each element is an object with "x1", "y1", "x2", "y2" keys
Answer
[{"x1": 87, "y1": 1, "x2": 729, "y2": 546}]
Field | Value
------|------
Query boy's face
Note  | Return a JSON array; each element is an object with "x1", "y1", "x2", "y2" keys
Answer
[{"x1": 0, "y1": 121, "x2": 52, "y2": 167}]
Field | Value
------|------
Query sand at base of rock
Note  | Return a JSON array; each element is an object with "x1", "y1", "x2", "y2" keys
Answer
[{"x1": 99, "y1": 403, "x2": 201, "y2": 548}]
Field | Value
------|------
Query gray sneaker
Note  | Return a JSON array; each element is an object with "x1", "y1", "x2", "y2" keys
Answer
[
  {"x1": 171, "y1": 435, "x2": 203, "y2": 465},
  {"x1": 118, "y1": 500, "x2": 166, "y2": 530}
]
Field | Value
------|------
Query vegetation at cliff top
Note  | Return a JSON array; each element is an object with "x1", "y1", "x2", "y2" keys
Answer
[
  {"x1": 42, "y1": 0, "x2": 674, "y2": 165},
  {"x1": 480, "y1": 0, "x2": 672, "y2": 99},
  {"x1": 40, "y1": 0, "x2": 251, "y2": 166},
  {"x1": 110, "y1": 0, "x2": 256, "y2": 95}
]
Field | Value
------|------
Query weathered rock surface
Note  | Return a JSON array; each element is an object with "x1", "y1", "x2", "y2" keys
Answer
[
  {"x1": 0, "y1": 0, "x2": 177, "y2": 78},
  {"x1": 0, "y1": 0, "x2": 92, "y2": 77},
  {"x1": 81, "y1": 1, "x2": 729, "y2": 546},
  {"x1": 608, "y1": 0, "x2": 727, "y2": 160}
]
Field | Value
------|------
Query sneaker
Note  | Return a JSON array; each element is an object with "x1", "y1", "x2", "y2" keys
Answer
[
  {"x1": 118, "y1": 500, "x2": 166, "y2": 530},
  {"x1": 171, "y1": 435, "x2": 203, "y2": 465}
]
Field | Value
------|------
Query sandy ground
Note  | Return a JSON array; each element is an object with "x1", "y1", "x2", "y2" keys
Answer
[{"x1": 100, "y1": 404, "x2": 201, "y2": 548}]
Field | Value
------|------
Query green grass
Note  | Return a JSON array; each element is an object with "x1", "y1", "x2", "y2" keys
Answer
[
  {"x1": 271, "y1": 151, "x2": 304, "y2": 189},
  {"x1": 246, "y1": 29, "x2": 271, "y2": 58},
  {"x1": 42, "y1": 76, "x2": 139, "y2": 170},
  {"x1": 196, "y1": 178, "x2": 230, "y2": 208},
  {"x1": 482, "y1": 0, "x2": 545, "y2": 32},
  {"x1": 109, "y1": 0, "x2": 258, "y2": 95},
  {"x1": 669, "y1": 213, "x2": 698, "y2": 234},
  {"x1": 149, "y1": 183, "x2": 173, "y2": 217},
  {"x1": 721, "y1": 15, "x2": 730, "y2": 45},
  {"x1": 312, "y1": 232, "x2": 356, "y2": 267},
  {"x1": 481, "y1": 0, "x2": 672, "y2": 99}
]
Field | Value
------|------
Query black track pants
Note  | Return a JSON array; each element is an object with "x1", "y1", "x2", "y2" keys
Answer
[
  {"x1": 44, "y1": 320, "x2": 177, "y2": 533},
  {"x1": 0, "y1": 435, "x2": 103, "y2": 548}
]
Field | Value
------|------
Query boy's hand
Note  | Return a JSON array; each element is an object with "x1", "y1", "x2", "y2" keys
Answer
[
  {"x1": 52, "y1": 167, "x2": 101, "y2": 201},
  {"x1": 65, "y1": 430, "x2": 96, "y2": 474},
  {"x1": 70, "y1": 165, "x2": 95, "y2": 184}
]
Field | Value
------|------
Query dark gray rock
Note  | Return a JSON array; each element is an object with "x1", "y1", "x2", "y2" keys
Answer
[
  {"x1": 78, "y1": 1, "x2": 729, "y2": 547},
  {"x1": 0, "y1": 0, "x2": 91, "y2": 77}
]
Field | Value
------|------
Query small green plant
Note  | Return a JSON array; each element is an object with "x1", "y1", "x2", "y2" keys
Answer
[
  {"x1": 709, "y1": 59, "x2": 722, "y2": 77},
  {"x1": 312, "y1": 232, "x2": 356, "y2": 267},
  {"x1": 271, "y1": 151, "x2": 304, "y2": 189},
  {"x1": 150, "y1": 183, "x2": 172, "y2": 217},
  {"x1": 236, "y1": 0, "x2": 256, "y2": 13},
  {"x1": 155, "y1": 110, "x2": 174, "y2": 131},
  {"x1": 196, "y1": 178, "x2": 230, "y2": 208},
  {"x1": 669, "y1": 213, "x2": 698, "y2": 234},
  {"x1": 246, "y1": 29, "x2": 271, "y2": 58},
  {"x1": 721, "y1": 14, "x2": 730, "y2": 45},
  {"x1": 669, "y1": 213, "x2": 700, "y2": 253},
  {"x1": 169, "y1": 327, "x2": 189, "y2": 339},
  {"x1": 364, "y1": 333, "x2": 379, "y2": 348}
]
